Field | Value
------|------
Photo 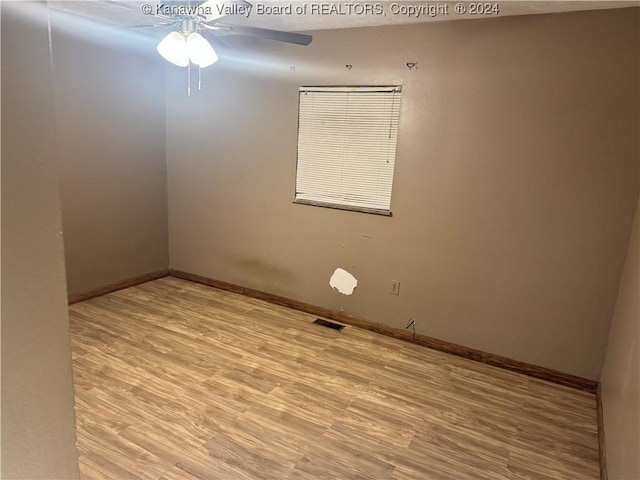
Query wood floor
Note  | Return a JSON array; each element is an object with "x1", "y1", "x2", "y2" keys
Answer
[{"x1": 69, "y1": 277, "x2": 600, "y2": 480}]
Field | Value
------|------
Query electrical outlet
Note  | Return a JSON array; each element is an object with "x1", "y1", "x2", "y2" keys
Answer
[{"x1": 390, "y1": 280, "x2": 400, "y2": 295}]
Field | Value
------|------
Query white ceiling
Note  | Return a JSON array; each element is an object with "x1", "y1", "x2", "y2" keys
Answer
[{"x1": 50, "y1": 0, "x2": 638, "y2": 34}]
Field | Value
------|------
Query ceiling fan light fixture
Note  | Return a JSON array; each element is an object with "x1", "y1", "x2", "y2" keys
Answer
[
  {"x1": 157, "y1": 31, "x2": 189, "y2": 67},
  {"x1": 186, "y1": 32, "x2": 219, "y2": 68}
]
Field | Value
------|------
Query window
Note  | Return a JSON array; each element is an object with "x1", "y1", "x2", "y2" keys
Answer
[{"x1": 294, "y1": 86, "x2": 402, "y2": 216}]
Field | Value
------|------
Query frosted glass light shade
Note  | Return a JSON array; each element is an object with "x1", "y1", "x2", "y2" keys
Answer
[
  {"x1": 186, "y1": 33, "x2": 218, "y2": 68},
  {"x1": 157, "y1": 32, "x2": 189, "y2": 67}
]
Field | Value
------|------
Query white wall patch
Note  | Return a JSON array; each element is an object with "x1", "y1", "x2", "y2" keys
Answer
[{"x1": 329, "y1": 268, "x2": 358, "y2": 295}]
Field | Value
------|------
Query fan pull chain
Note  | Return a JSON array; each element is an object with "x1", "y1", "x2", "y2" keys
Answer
[
  {"x1": 198, "y1": 65, "x2": 202, "y2": 91},
  {"x1": 187, "y1": 62, "x2": 191, "y2": 96}
]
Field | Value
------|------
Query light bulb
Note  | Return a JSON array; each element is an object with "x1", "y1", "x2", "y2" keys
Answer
[
  {"x1": 156, "y1": 31, "x2": 189, "y2": 67},
  {"x1": 186, "y1": 32, "x2": 218, "y2": 68}
]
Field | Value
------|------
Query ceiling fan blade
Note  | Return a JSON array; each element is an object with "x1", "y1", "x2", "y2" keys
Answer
[
  {"x1": 201, "y1": 30, "x2": 231, "y2": 50},
  {"x1": 217, "y1": 22, "x2": 312, "y2": 46},
  {"x1": 128, "y1": 21, "x2": 178, "y2": 28}
]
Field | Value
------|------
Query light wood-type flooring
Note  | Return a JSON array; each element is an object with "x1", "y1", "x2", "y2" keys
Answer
[{"x1": 70, "y1": 276, "x2": 600, "y2": 480}]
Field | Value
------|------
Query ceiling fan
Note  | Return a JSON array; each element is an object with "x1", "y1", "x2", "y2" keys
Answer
[{"x1": 102, "y1": 0, "x2": 313, "y2": 94}]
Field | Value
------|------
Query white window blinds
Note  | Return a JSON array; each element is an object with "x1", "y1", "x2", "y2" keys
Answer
[{"x1": 295, "y1": 86, "x2": 402, "y2": 215}]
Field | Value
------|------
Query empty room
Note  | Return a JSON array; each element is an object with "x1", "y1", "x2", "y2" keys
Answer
[{"x1": 1, "y1": 1, "x2": 639, "y2": 479}]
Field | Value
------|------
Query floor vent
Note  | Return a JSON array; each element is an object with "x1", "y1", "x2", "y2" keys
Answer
[{"x1": 313, "y1": 318, "x2": 345, "y2": 331}]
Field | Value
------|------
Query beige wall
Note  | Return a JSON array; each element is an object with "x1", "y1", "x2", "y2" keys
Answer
[
  {"x1": 167, "y1": 8, "x2": 639, "y2": 380},
  {"x1": 1, "y1": 2, "x2": 80, "y2": 478},
  {"x1": 51, "y1": 14, "x2": 168, "y2": 295},
  {"x1": 601, "y1": 200, "x2": 640, "y2": 480}
]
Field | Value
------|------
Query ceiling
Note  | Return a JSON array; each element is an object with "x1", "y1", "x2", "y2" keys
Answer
[{"x1": 50, "y1": 0, "x2": 637, "y2": 34}]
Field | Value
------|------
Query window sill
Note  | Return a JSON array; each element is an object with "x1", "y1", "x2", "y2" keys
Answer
[{"x1": 293, "y1": 199, "x2": 392, "y2": 217}]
